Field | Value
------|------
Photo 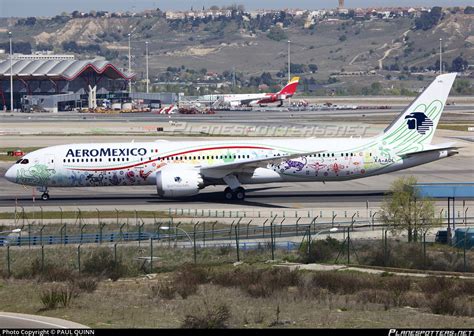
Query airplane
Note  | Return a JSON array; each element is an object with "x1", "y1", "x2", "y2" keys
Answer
[
  {"x1": 5, "y1": 73, "x2": 459, "y2": 202},
  {"x1": 221, "y1": 76, "x2": 300, "y2": 107}
]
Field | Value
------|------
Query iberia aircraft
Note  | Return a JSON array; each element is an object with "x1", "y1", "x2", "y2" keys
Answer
[
  {"x1": 223, "y1": 76, "x2": 300, "y2": 107},
  {"x1": 5, "y1": 73, "x2": 459, "y2": 201}
]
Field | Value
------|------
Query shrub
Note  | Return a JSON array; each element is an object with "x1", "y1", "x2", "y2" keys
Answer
[
  {"x1": 21, "y1": 259, "x2": 74, "y2": 282},
  {"x1": 212, "y1": 267, "x2": 300, "y2": 298},
  {"x1": 173, "y1": 264, "x2": 209, "y2": 299},
  {"x1": 419, "y1": 277, "x2": 454, "y2": 294},
  {"x1": 308, "y1": 271, "x2": 376, "y2": 295},
  {"x1": 428, "y1": 290, "x2": 457, "y2": 315},
  {"x1": 82, "y1": 248, "x2": 126, "y2": 281},
  {"x1": 299, "y1": 237, "x2": 342, "y2": 263},
  {"x1": 386, "y1": 277, "x2": 411, "y2": 306},
  {"x1": 151, "y1": 282, "x2": 176, "y2": 300},
  {"x1": 75, "y1": 277, "x2": 98, "y2": 293},
  {"x1": 40, "y1": 284, "x2": 76, "y2": 310},
  {"x1": 182, "y1": 302, "x2": 231, "y2": 329}
]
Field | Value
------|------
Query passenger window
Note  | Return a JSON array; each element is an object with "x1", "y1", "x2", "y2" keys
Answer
[{"x1": 22, "y1": 159, "x2": 29, "y2": 164}]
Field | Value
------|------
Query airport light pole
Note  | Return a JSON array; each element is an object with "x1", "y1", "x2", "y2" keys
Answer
[
  {"x1": 128, "y1": 33, "x2": 132, "y2": 94},
  {"x1": 439, "y1": 38, "x2": 443, "y2": 74},
  {"x1": 8, "y1": 31, "x2": 13, "y2": 112},
  {"x1": 287, "y1": 40, "x2": 291, "y2": 82},
  {"x1": 159, "y1": 226, "x2": 192, "y2": 246},
  {"x1": 145, "y1": 41, "x2": 149, "y2": 93}
]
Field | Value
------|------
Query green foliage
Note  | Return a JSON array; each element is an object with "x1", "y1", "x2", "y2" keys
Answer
[
  {"x1": 452, "y1": 79, "x2": 473, "y2": 95},
  {"x1": 299, "y1": 237, "x2": 342, "y2": 263},
  {"x1": 82, "y1": 248, "x2": 127, "y2": 281},
  {"x1": 451, "y1": 56, "x2": 469, "y2": 72},
  {"x1": 415, "y1": 6, "x2": 443, "y2": 30},
  {"x1": 380, "y1": 176, "x2": 440, "y2": 242},
  {"x1": 464, "y1": 6, "x2": 474, "y2": 14},
  {"x1": 308, "y1": 64, "x2": 318, "y2": 73},
  {"x1": 267, "y1": 26, "x2": 287, "y2": 41},
  {"x1": 40, "y1": 284, "x2": 76, "y2": 310}
]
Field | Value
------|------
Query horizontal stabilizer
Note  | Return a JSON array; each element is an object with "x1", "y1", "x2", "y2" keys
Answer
[{"x1": 398, "y1": 143, "x2": 460, "y2": 158}]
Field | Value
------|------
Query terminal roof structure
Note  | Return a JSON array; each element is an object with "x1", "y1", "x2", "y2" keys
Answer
[{"x1": 0, "y1": 59, "x2": 133, "y2": 80}]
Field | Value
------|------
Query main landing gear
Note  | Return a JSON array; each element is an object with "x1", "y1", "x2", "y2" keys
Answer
[
  {"x1": 224, "y1": 187, "x2": 246, "y2": 201},
  {"x1": 222, "y1": 174, "x2": 246, "y2": 201}
]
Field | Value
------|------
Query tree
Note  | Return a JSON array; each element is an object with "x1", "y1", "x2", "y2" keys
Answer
[
  {"x1": 266, "y1": 26, "x2": 287, "y2": 41},
  {"x1": 370, "y1": 82, "x2": 382, "y2": 95},
  {"x1": 308, "y1": 64, "x2": 318, "y2": 73},
  {"x1": 464, "y1": 6, "x2": 474, "y2": 14},
  {"x1": 451, "y1": 56, "x2": 468, "y2": 72},
  {"x1": 381, "y1": 176, "x2": 440, "y2": 242},
  {"x1": 414, "y1": 6, "x2": 443, "y2": 30}
]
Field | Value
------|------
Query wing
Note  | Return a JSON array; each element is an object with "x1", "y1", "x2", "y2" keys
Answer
[{"x1": 199, "y1": 150, "x2": 326, "y2": 179}]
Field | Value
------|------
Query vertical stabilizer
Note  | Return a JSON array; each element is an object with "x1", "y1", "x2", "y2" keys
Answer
[{"x1": 381, "y1": 73, "x2": 457, "y2": 154}]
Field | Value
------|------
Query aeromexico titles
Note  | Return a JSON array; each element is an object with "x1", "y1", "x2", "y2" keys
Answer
[{"x1": 5, "y1": 73, "x2": 459, "y2": 201}]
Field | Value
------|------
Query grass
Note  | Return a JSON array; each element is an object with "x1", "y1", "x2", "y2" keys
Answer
[
  {"x1": 1, "y1": 265, "x2": 473, "y2": 328},
  {"x1": 1, "y1": 238, "x2": 474, "y2": 327}
]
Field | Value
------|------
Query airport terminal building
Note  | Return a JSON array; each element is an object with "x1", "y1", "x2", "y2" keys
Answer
[{"x1": 0, "y1": 56, "x2": 176, "y2": 112}]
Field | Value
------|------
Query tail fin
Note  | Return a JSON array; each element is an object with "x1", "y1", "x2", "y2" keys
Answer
[
  {"x1": 381, "y1": 73, "x2": 457, "y2": 154},
  {"x1": 278, "y1": 76, "x2": 300, "y2": 96}
]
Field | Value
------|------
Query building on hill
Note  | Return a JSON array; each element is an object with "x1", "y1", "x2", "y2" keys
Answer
[{"x1": 0, "y1": 57, "x2": 175, "y2": 112}]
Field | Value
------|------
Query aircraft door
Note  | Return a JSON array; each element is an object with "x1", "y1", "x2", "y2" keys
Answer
[{"x1": 45, "y1": 154, "x2": 56, "y2": 172}]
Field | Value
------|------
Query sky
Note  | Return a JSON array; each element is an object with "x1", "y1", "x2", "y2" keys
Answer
[{"x1": 0, "y1": 0, "x2": 472, "y2": 17}]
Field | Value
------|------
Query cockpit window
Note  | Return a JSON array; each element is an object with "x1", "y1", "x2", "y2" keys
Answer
[
  {"x1": 16, "y1": 159, "x2": 29, "y2": 164},
  {"x1": 16, "y1": 159, "x2": 22, "y2": 164}
]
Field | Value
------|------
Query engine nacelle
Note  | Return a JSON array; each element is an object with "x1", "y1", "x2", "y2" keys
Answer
[{"x1": 156, "y1": 168, "x2": 203, "y2": 197}]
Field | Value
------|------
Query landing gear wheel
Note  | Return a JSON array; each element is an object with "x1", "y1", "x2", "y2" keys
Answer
[
  {"x1": 41, "y1": 193, "x2": 50, "y2": 201},
  {"x1": 224, "y1": 187, "x2": 234, "y2": 200},
  {"x1": 234, "y1": 187, "x2": 245, "y2": 201}
]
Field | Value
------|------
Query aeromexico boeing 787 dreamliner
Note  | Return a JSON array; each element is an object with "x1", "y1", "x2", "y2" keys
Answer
[{"x1": 5, "y1": 73, "x2": 459, "y2": 201}]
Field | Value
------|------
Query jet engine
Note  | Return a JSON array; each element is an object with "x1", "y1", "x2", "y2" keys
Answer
[{"x1": 156, "y1": 168, "x2": 203, "y2": 197}]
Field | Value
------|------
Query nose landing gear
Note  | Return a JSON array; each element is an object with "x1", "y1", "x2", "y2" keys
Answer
[{"x1": 37, "y1": 187, "x2": 50, "y2": 201}]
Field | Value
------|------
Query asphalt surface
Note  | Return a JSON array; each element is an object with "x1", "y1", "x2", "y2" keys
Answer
[
  {"x1": 0, "y1": 105, "x2": 472, "y2": 125},
  {"x1": 0, "y1": 312, "x2": 88, "y2": 328},
  {"x1": 0, "y1": 189, "x2": 386, "y2": 208}
]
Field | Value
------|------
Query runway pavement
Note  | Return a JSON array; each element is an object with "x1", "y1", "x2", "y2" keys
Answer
[
  {"x1": 0, "y1": 312, "x2": 88, "y2": 328},
  {"x1": 0, "y1": 109, "x2": 472, "y2": 213}
]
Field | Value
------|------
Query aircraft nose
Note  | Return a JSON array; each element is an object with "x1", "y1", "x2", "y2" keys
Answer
[{"x1": 4, "y1": 166, "x2": 16, "y2": 182}]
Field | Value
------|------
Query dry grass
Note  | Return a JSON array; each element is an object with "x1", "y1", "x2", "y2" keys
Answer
[{"x1": 1, "y1": 269, "x2": 474, "y2": 328}]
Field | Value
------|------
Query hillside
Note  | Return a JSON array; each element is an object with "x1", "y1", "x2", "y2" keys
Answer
[{"x1": 0, "y1": 7, "x2": 473, "y2": 95}]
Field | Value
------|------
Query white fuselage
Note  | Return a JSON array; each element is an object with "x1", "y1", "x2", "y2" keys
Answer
[{"x1": 5, "y1": 136, "x2": 449, "y2": 189}]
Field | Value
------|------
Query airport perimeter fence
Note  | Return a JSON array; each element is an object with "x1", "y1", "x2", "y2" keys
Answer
[
  {"x1": 1, "y1": 220, "x2": 474, "y2": 278},
  {"x1": 3, "y1": 206, "x2": 473, "y2": 243}
]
